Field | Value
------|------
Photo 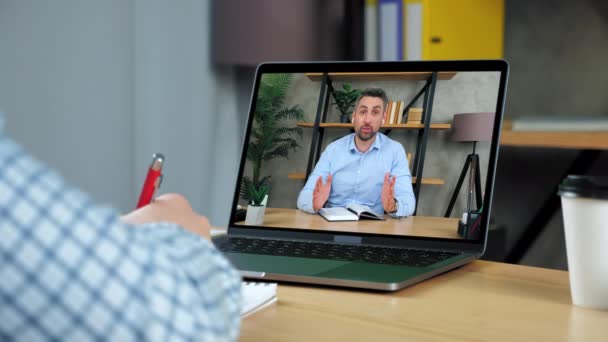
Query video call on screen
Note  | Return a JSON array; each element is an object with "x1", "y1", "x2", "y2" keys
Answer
[{"x1": 234, "y1": 71, "x2": 500, "y2": 240}]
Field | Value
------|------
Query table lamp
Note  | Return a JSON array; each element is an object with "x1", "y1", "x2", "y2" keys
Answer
[{"x1": 444, "y1": 112, "x2": 495, "y2": 219}]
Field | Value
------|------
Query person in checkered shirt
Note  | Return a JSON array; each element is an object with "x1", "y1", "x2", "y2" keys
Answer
[{"x1": 0, "y1": 114, "x2": 242, "y2": 341}]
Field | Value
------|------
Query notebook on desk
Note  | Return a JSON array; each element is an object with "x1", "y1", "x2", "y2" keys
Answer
[
  {"x1": 213, "y1": 60, "x2": 509, "y2": 291},
  {"x1": 241, "y1": 282, "x2": 277, "y2": 318}
]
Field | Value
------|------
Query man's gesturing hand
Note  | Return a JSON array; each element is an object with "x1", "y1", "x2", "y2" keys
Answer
[
  {"x1": 382, "y1": 172, "x2": 397, "y2": 213},
  {"x1": 312, "y1": 174, "x2": 332, "y2": 212}
]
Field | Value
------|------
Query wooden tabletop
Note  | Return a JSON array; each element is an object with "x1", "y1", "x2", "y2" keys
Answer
[
  {"x1": 500, "y1": 130, "x2": 608, "y2": 150},
  {"x1": 240, "y1": 261, "x2": 608, "y2": 341},
  {"x1": 236, "y1": 208, "x2": 460, "y2": 239}
]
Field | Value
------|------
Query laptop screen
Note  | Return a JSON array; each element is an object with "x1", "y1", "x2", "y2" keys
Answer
[{"x1": 230, "y1": 62, "x2": 507, "y2": 242}]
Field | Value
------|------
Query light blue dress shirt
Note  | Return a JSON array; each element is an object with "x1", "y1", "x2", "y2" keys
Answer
[
  {"x1": 0, "y1": 114, "x2": 241, "y2": 341},
  {"x1": 297, "y1": 133, "x2": 416, "y2": 217}
]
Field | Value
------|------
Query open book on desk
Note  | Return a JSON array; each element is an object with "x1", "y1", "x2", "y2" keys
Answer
[
  {"x1": 319, "y1": 203, "x2": 385, "y2": 222},
  {"x1": 241, "y1": 281, "x2": 277, "y2": 318}
]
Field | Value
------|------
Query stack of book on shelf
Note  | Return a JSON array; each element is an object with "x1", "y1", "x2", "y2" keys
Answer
[
  {"x1": 385, "y1": 102, "x2": 423, "y2": 125},
  {"x1": 386, "y1": 100, "x2": 405, "y2": 125},
  {"x1": 406, "y1": 108, "x2": 423, "y2": 124}
]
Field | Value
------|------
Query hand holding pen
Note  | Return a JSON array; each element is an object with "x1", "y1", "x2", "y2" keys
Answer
[
  {"x1": 136, "y1": 153, "x2": 164, "y2": 208},
  {"x1": 123, "y1": 152, "x2": 211, "y2": 239}
]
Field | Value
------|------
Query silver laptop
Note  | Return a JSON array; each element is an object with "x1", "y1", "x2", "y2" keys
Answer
[{"x1": 213, "y1": 60, "x2": 508, "y2": 291}]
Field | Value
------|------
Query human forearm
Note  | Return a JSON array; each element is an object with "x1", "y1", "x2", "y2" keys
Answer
[
  {"x1": 393, "y1": 191, "x2": 415, "y2": 217},
  {"x1": 391, "y1": 147, "x2": 416, "y2": 217},
  {"x1": 140, "y1": 227, "x2": 242, "y2": 340},
  {"x1": 297, "y1": 187, "x2": 316, "y2": 213}
]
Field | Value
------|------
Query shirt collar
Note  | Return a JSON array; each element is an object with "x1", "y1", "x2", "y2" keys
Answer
[{"x1": 349, "y1": 132, "x2": 384, "y2": 153}]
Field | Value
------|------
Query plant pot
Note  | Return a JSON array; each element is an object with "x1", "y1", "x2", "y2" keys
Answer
[
  {"x1": 245, "y1": 204, "x2": 266, "y2": 225},
  {"x1": 339, "y1": 113, "x2": 350, "y2": 123}
]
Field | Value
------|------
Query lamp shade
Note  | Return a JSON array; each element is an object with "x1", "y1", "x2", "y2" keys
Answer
[{"x1": 451, "y1": 112, "x2": 495, "y2": 142}]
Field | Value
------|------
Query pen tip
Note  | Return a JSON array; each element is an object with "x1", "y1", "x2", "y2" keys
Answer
[{"x1": 150, "y1": 153, "x2": 164, "y2": 170}]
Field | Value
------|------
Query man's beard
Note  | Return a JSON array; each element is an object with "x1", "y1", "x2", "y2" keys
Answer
[{"x1": 356, "y1": 125, "x2": 377, "y2": 141}]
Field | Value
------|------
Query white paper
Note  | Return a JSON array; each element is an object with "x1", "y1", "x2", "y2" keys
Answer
[{"x1": 241, "y1": 282, "x2": 278, "y2": 317}]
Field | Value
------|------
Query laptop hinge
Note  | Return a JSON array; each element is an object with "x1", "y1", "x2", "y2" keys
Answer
[{"x1": 334, "y1": 235, "x2": 362, "y2": 245}]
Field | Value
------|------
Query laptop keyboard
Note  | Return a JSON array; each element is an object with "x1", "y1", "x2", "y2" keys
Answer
[{"x1": 216, "y1": 237, "x2": 460, "y2": 267}]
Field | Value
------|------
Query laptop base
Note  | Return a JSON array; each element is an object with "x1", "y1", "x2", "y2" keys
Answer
[{"x1": 214, "y1": 236, "x2": 476, "y2": 291}]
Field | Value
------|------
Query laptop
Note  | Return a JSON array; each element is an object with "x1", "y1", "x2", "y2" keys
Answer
[{"x1": 213, "y1": 60, "x2": 509, "y2": 291}]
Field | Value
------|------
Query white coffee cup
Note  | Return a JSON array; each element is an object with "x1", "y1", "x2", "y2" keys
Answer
[{"x1": 558, "y1": 175, "x2": 608, "y2": 310}]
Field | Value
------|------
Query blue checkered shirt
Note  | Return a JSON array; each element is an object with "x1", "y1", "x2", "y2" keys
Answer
[{"x1": 0, "y1": 116, "x2": 242, "y2": 341}]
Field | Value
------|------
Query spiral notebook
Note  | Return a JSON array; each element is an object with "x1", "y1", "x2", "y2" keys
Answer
[{"x1": 241, "y1": 282, "x2": 278, "y2": 317}]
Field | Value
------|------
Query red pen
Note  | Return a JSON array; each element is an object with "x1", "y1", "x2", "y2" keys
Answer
[{"x1": 136, "y1": 153, "x2": 164, "y2": 208}]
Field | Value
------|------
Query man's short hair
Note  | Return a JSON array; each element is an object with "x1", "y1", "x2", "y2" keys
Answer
[{"x1": 354, "y1": 88, "x2": 388, "y2": 112}]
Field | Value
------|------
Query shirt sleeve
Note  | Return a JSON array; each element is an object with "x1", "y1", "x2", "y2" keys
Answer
[
  {"x1": 296, "y1": 145, "x2": 333, "y2": 214},
  {"x1": 389, "y1": 143, "x2": 416, "y2": 217},
  {"x1": 0, "y1": 136, "x2": 241, "y2": 341},
  {"x1": 137, "y1": 223, "x2": 242, "y2": 341}
]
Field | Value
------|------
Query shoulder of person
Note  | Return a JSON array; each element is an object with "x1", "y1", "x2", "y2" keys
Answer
[
  {"x1": 379, "y1": 133, "x2": 405, "y2": 152},
  {"x1": 380, "y1": 135, "x2": 408, "y2": 162},
  {"x1": 326, "y1": 133, "x2": 354, "y2": 152}
]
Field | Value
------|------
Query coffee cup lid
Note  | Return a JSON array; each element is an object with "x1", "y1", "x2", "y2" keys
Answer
[{"x1": 558, "y1": 175, "x2": 608, "y2": 200}]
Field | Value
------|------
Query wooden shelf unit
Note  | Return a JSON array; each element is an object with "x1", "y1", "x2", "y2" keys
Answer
[{"x1": 298, "y1": 71, "x2": 456, "y2": 214}]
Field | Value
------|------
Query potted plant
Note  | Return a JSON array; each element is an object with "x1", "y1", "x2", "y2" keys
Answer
[
  {"x1": 244, "y1": 182, "x2": 269, "y2": 225},
  {"x1": 333, "y1": 83, "x2": 362, "y2": 123},
  {"x1": 241, "y1": 73, "x2": 304, "y2": 205}
]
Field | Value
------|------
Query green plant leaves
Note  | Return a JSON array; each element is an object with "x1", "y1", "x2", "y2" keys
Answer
[
  {"x1": 248, "y1": 182, "x2": 268, "y2": 206},
  {"x1": 246, "y1": 73, "x2": 304, "y2": 196},
  {"x1": 240, "y1": 175, "x2": 270, "y2": 202},
  {"x1": 333, "y1": 83, "x2": 362, "y2": 116}
]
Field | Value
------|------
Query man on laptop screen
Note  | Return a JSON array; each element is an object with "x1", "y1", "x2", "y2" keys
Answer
[{"x1": 296, "y1": 87, "x2": 416, "y2": 218}]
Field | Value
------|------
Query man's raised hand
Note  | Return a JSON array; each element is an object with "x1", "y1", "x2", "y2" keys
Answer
[
  {"x1": 382, "y1": 172, "x2": 397, "y2": 213},
  {"x1": 313, "y1": 174, "x2": 332, "y2": 212}
]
